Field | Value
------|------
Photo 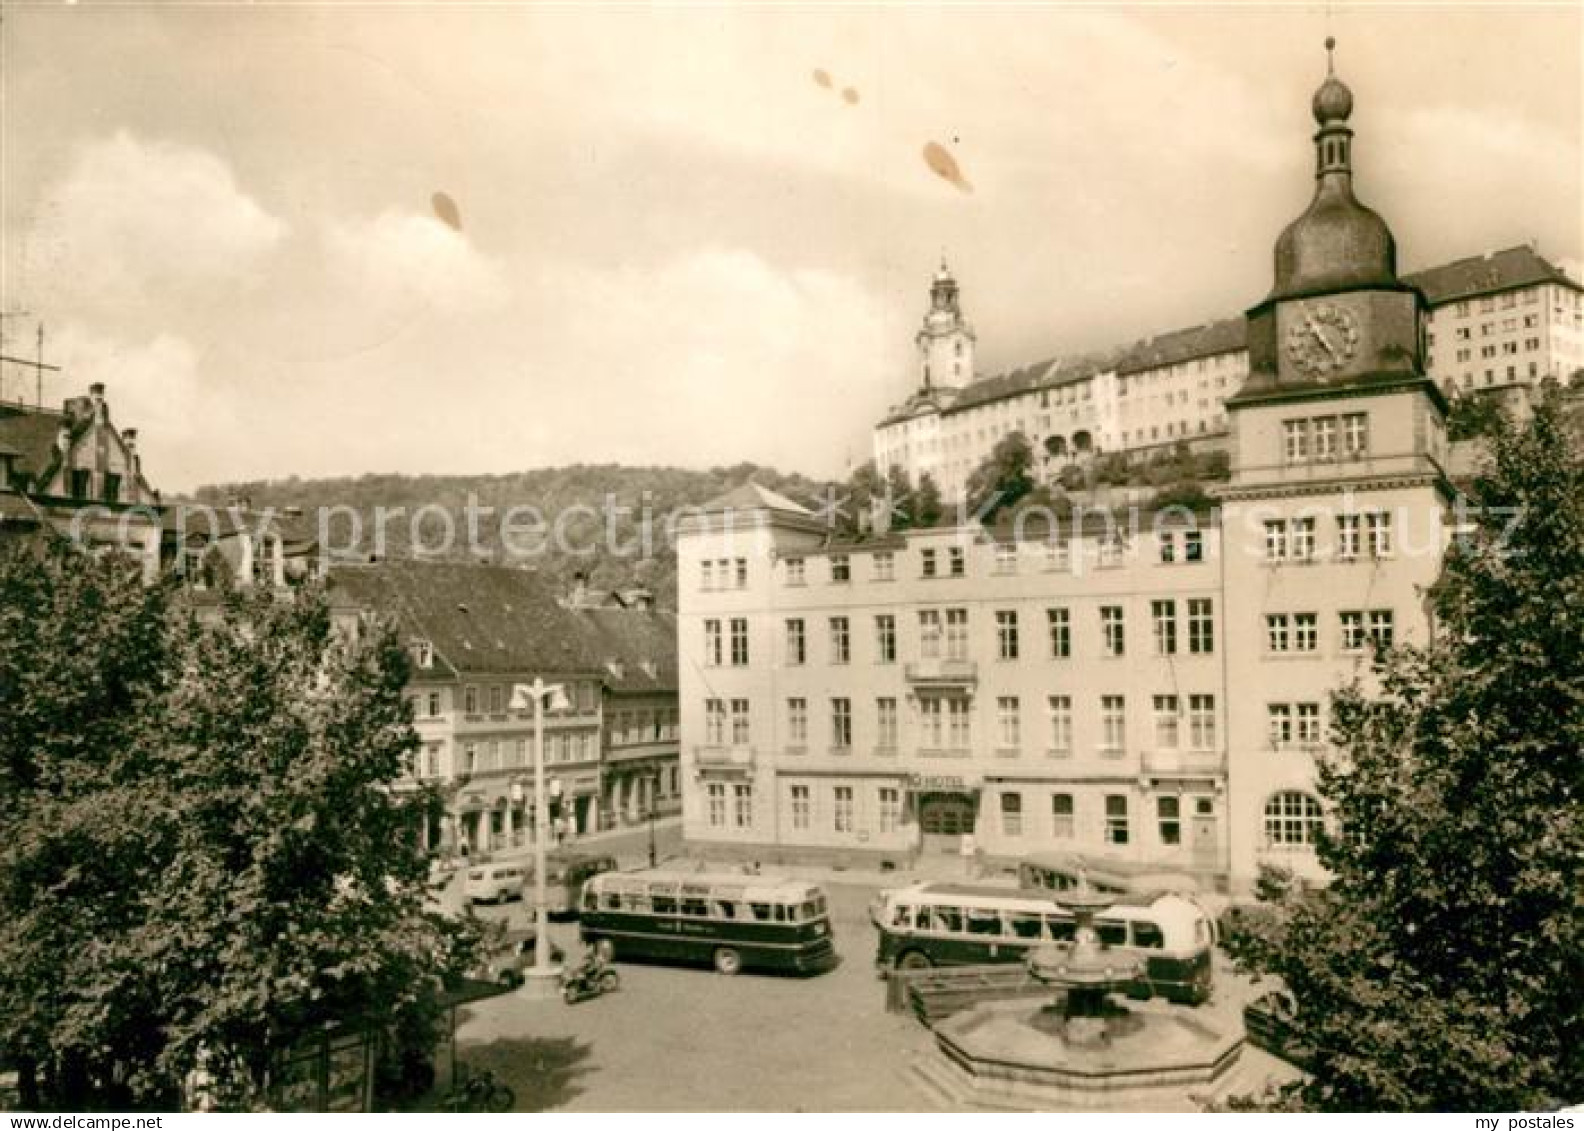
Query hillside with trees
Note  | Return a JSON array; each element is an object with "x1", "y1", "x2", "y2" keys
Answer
[{"x1": 194, "y1": 464, "x2": 834, "y2": 606}]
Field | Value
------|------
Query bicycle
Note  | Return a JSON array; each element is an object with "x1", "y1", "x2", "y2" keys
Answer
[{"x1": 440, "y1": 1065, "x2": 515, "y2": 1113}]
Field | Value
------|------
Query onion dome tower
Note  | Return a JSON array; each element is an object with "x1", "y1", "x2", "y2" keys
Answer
[{"x1": 915, "y1": 257, "x2": 976, "y2": 391}]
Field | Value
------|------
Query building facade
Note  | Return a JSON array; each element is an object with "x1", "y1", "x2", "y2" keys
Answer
[
  {"x1": 877, "y1": 255, "x2": 1579, "y2": 504},
  {"x1": 686, "y1": 46, "x2": 1460, "y2": 894}
]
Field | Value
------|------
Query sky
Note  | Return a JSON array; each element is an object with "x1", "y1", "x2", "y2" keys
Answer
[{"x1": 1, "y1": 3, "x2": 1580, "y2": 492}]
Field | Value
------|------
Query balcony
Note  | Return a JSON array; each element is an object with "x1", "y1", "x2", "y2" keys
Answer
[
  {"x1": 694, "y1": 744, "x2": 755, "y2": 769},
  {"x1": 904, "y1": 658, "x2": 978, "y2": 688},
  {"x1": 1142, "y1": 748, "x2": 1225, "y2": 777}
]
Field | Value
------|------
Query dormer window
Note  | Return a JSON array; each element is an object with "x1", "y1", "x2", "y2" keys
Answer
[
  {"x1": 410, "y1": 639, "x2": 434, "y2": 669},
  {"x1": 69, "y1": 468, "x2": 91, "y2": 498}
]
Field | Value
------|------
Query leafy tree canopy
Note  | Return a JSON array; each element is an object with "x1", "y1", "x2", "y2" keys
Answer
[{"x1": 964, "y1": 431, "x2": 1035, "y2": 520}]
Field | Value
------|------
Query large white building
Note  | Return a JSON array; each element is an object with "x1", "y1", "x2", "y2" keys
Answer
[
  {"x1": 683, "y1": 44, "x2": 1461, "y2": 895},
  {"x1": 876, "y1": 247, "x2": 1580, "y2": 504}
]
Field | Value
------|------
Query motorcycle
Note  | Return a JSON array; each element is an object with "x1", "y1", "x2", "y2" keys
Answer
[{"x1": 561, "y1": 956, "x2": 620, "y2": 1004}]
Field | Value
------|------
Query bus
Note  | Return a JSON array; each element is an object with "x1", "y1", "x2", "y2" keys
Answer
[
  {"x1": 539, "y1": 852, "x2": 618, "y2": 918},
  {"x1": 869, "y1": 881, "x2": 1214, "y2": 1004},
  {"x1": 1015, "y1": 851, "x2": 1200, "y2": 897},
  {"x1": 579, "y1": 868, "x2": 839, "y2": 976}
]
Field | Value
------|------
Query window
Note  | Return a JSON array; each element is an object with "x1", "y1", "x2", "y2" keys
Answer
[
  {"x1": 1105, "y1": 795, "x2": 1129, "y2": 845},
  {"x1": 878, "y1": 787, "x2": 900, "y2": 833},
  {"x1": 829, "y1": 617, "x2": 850, "y2": 664},
  {"x1": 994, "y1": 543, "x2": 1017, "y2": 575},
  {"x1": 873, "y1": 551, "x2": 895, "y2": 582},
  {"x1": 1153, "y1": 695, "x2": 1180, "y2": 748},
  {"x1": 1297, "y1": 702, "x2": 1322, "y2": 746},
  {"x1": 1045, "y1": 540, "x2": 1070, "y2": 572},
  {"x1": 1342, "y1": 412, "x2": 1369, "y2": 456},
  {"x1": 1047, "y1": 695, "x2": 1073, "y2": 753},
  {"x1": 945, "y1": 609, "x2": 969, "y2": 660},
  {"x1": 1268, "y1": 703, "x2": 1293, "y2": 748},
  {"x1": 730, "y1": 699, "x2": 750, "y2": 745},
  {"x1": 787, "y1": 698, "x2": 808, "y2": 745},
  {"x1": 919, "y1": 610, "x2": 942, "y2": 659},
  {"x1": 876, "y1": 698, "x2": 898, "y2": 749},
  {"x1": 1337, "y1": 514, "x2": 1361, "y2": 560},
  {"x1": 1187, "y1": 599, "x2": 1214, "y2": 654},
  {"x1": 704, "y1": 619, "x2": 723, "y2": 666},
  {"x1": 1098, "y1": 537, "x2": 1125, "y2": 568},
  {"x1": 1184, "y1": 530, "x2": 1204, "y2": 562},
  {"x1": 464, "y1": 686, "x2": 479, "y2": 715},
  {"x1": 1283, "y1": 419, "x2": 1309, "y2": 463},
  {"x1": 791, "y1": 785, "x2": 811, "y2": 830},
  {"x1": 1312, "y1": 416, "x2": 1337, "y2": 459},
  {"x1": 1294, "y1": 613, "x2": 1318, "y2": 652},
  {"x1": 1001, "y1": 792, "x2": 1023, "y2": 836},
  {"x1": 875, "y1": 615, "x2": 896, "y2": 663},
  {"x1": 830, "y1": 554, "x2": 850, "y2": 583},
  {"x1": 1101, "y1": 695, "x2": 1126, "y2": 753},
  {"x1": 920, "y1": 697, "x2": 944, "y2": 748},
  {"x1": 1158, "y1": 797, "x2": 1181, "y2": 846},
  {"x1": 1101, "y1": 606, "x2": 1125, "y2": 657},
  {"x1": 947, "y1": 697, "x2": 971, "y2": 749},
  {"x1": 1292, "y1": 517, "x2": 1316, "y2": 561},
  {"x1": 786, "y1": 557, "x2": 806, "y2": 586},
  {"x1": 1366, "y1": 511, "x2": 1394, "y2": 558},
  {"x1": 948, "y1": 546, "x2": 965, "y2": 577},
  {"x1": 1158, "y1": 531, "x2": 1176, "y2": 563},
  {"x1": 707, "y1": 782, "x2": 727, "y2": 827},
  {"x1": 462, "y1": 742, "x2": 477, "y2": 775},
  {"x1": 1265, "y1": 791, "x2": 1324, "y2": 847},
  {"x1": 921, "y1": 548, "x2": 937, "y2": 578},
  {"x1": 830, "y1": 698, "x2": 852, "y2": 750},
  {"x1": 705, "y1": 698, "x2": 726, "y2": 745},
  {"x1": 785, "y1": 618, "x2": 805, "y2": 665},
  {"x1": 1267, "y1": 615, "x2": 1290, "y2": 653},
  {"x1": 1189, "y1": 694, "x2": 1216, "y2": 749},
  {"x1": 1047, "y1": 607, "x2": 1071, "y2": 658},
  {"x1": 1341, "y1": 610, "x2": 1391, "y2": 650},
  {"x1": 833, "y1": 786, "x2": 854, "y2": 833},
  {"x1": 701, "y1": 561, "x2": 714, "y2": 591},
  {"x1": 733, "y1": 783, "x2": 752, "y2": 829},
  {"x1": 996, "y1": 610, "x2": 1020, "y2": 660},
  {"x1": 426, "y1": 691, "x2": 441, "y2": 717},
  {"x1": 996, "y1": 697, "x2": 1021, "y2": 750},
  {"x1": 1264, "y1": 520, "x2": 1288, "y2": 562},
  {"x1": 1152, "y1": 599, "x2": 1177, "y2": 655},
  {"x1": 1052, "y1": 794, "x2": 1075, "y2": 838},
  {"x1": 734, "y1": 558, "x2": 748, "y2": 589},
  {"x1": 1369, "y1": 609, "x2": 1395, "y2": 648},
  {"x1": 729, "y1": 618, "x2": 749, "y2": 666}
]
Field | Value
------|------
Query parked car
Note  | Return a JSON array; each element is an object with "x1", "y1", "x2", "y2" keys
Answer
[
  {"x1": 1242, "y1": 987, "x2": 1313, "y2": 1069},
  {"x1": 474, "y1": 929, "x2": 565, "y2": 988}
]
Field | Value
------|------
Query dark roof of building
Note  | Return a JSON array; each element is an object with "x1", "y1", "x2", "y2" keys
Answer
[
  {"x1": 700, "y1": 481, "x2": 811, "y2": 515},
  {"x1": 0, "y1": 406, "x2": 67, "y2": 480},
  {"x1": 1115, "y1": 318, "x2": 1247, "y2": 376},
  {"x1": 329, "y1": 560, "x2": 603, "y2": 679},
  {"x1": 1401, "y1": 244, "x2": 1579, "y2": 304},
  {"x1": 159, "y1": 499, "x2": 318, "y2": 549},
  {"x1": 570, "y1": 605, "x2": 678, "y2": 694}
]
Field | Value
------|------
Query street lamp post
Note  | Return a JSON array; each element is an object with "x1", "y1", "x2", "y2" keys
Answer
[
  {"x1": 510, "y1": 678, "x2": 570, "y2": 988},
  {"x1": 646, "y1": 768, "x2": 660, "y2": 867}
]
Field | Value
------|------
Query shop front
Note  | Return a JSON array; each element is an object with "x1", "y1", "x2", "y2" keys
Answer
[{"x1": 906, "y1": 772, "x2": 982, "y2": 856}]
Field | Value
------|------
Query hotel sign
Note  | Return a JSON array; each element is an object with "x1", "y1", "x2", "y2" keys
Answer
[{"x1": 906, "y1": 773, "x2": 980, "y2": 793}]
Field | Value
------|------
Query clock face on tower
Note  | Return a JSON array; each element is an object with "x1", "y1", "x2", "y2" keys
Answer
[{"x1": 1284, "y1": 301, "x2": 1360, "y2": 377}]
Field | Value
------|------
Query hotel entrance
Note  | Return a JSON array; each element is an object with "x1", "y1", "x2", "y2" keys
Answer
[{"x1": 916, "y1": 791, "x2": 978, "y2": 854}]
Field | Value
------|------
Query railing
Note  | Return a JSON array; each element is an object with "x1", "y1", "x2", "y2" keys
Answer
[{"x1": 694, "y1": 744, "x2": 754, "y2": 768}]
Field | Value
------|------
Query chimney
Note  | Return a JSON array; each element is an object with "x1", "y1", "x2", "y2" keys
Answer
[
  {"x1": 89, "y1": 383, "x2": 107, "y2": 422},
  {"x1": 122, "y1": 427, "x2": 137, "y2": 454},
  {"x1": 571, "y1": 571, "x2": 590, "y2": 608}
]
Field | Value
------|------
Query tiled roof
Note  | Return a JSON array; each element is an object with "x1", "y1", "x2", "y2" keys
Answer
[
  {"x1": 160, "y1": 498, "x2": 317, "y2": 548},
  {"x1": 0, "y1": 407, "x2": 67, "y2": 481},
  {"x1": 1402, "y1": 245, "x2": 1579, "y2": 304},
  {"x1": 328, "y1": 560, "x2": 603, "y2": 679},
  {"x1": 1115, "y1": 318, "x2": 1246, "y2": 376},
  {"x1": 701, "y1": 481, "x2": 811, "y2": 515},
  {"x1": 571, "y1": 606, "x2": 678, "y2": 693}
]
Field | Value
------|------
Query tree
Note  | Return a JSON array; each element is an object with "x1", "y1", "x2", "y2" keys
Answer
[
  {"x1": 1222, "y1": 394, "x2": 1583, "y2": 1111},
  {"x1": 0, "y1": 536, "x2": 474, "y2": 1110},
  {"x1": 883, "y1": 464, "x2": 918, "y2": 532},
  {"x1": 964, "y1": 431, "x2": 1035, "y2": 520},
  {"x1": 1445, "y1": 391, "x2": 1507, "y2": 441},
  {"x1": 836, "y1": 460, "x2": 885, "y2": 538},
  {"x1": 914, "y1": 472, "x2": 945, "y2": 529}
]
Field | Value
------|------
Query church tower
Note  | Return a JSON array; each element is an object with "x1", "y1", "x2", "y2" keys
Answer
[
  {"x1": 1219, "y1": 42, "x2": 1456, "y2": 894},
  {"x1": 915, "y1": 258, "x2": 976, "y2": 391}
]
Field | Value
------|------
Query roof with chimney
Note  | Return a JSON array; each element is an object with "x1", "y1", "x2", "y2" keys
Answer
[
  {"x1": 569, "y1": 604, "x2": 678, "y2": 695},
  {"x1": 329, "y1": 560, "x2": 604, "y2": 679},
  {"x1": 0, "y1": 405, "x2": 73, "y2": 486},
  {"x1": 1400, "y1": 244, "x2": 1580, "y2": 304}
]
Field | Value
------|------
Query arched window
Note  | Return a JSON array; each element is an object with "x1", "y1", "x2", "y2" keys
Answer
[{"x1": 1264, "y1": 791, "x2": 1323, "y2": 847}]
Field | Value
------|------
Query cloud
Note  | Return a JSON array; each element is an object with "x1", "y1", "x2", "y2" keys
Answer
[
  {"x1": 323, "y1": 209, "x2": 507, "y2": 317},
  {"x1": 46, "y1": 326, "x2": 212, "y2": 456},
  {"x1": 23, "y1": 132, "x2": 286, "y2": 306}
]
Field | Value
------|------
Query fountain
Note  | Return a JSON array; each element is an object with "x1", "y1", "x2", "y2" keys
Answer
[{"x1": 918, "y1": 874, "x2": 1245, "y2": 1110}]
